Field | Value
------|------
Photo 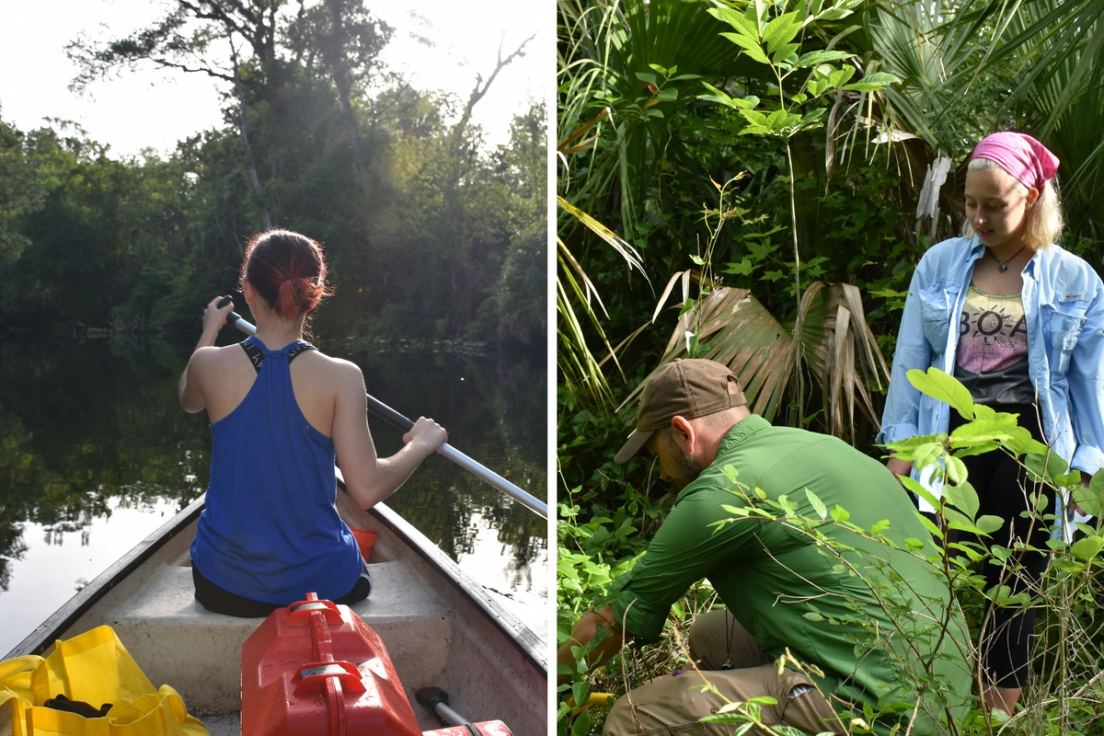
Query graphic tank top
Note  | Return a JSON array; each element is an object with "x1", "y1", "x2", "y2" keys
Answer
[
  {"x1": 190, "y1": 336, "x2": 361, "y2": 604},
  {"x1": 954, "y1": 285, "x2": 1034, "y2": 405}
]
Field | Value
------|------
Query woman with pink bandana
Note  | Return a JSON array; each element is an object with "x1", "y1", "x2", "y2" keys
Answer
[{"x1": 878, "y1": 132, "x2": 1104, "y2": 714}]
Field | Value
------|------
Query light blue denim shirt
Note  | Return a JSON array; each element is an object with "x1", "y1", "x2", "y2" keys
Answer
[{"x1": 879, "y1": 236, "x2": 1104, "y2": 500}]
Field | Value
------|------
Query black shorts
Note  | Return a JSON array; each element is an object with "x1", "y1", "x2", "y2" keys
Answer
[{"x1": 192, "y1": 559, "x2": 372, "y2": 618}]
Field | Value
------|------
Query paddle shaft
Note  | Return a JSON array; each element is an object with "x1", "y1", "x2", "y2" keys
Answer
[{"x1": 215, "y1": 297, "x2": 548, "y2": 517}]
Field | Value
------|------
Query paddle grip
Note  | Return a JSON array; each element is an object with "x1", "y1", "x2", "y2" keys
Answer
[
  {"x1": 416, "y1": 687, "x2": 451, "y2": 727},
  {"x1": 215, "y1": 295, "x2": 252, "y2": 334},
  {"x1": 415, "y1": 687, "x2": 471, "y2": 729}
]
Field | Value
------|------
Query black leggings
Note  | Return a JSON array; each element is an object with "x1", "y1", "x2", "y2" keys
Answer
[
  {"x1": 947, "y1": 404, "x2": 1053, "y2": 689},
  {"x1": 192, "y1": 560, "x2": 372, "y2": 618}
]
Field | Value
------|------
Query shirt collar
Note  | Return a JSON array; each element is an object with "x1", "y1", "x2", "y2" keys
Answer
[
  {"x1": 674, "y1": 414, "x2": 771, "y2": 503},
  {"x1": 966, "y1": 233, "x2": 1050, "y2": 278},
  {"x1": 966, "y1": 234, "x2": 984, "y2": 261},
  {"x1": 718, "y1": 414, "x2": 771, "y2": 452}
]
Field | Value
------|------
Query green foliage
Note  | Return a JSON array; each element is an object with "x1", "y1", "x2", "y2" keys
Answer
[
  {"x1": 558, "y1": 1, "x2": 918, "y2": 727},
  {"x1": 1, "y1": 10, "x2": 545, "y2": 353},
  {"x1": 883, "y1": 368, "x2": 1104, "y2": 735},
  {"x1": 558, "y1": 0, "x2": 1104, "y2": 731},
  {"x1": 702, "y1": 0, "x2": 900, "y2": 310},
  {"x1": 469, "y1": 106, "x2": 549, "y2": 348},
  {"x1": 558, "y1": 0, "x2": 1104, "y2": 421},
  {"x1": 0, "y1": 120, "x2": 46, "y2": 266},
  {"x1": 704, "y1": 0, "x2": 891, "y2": 136},
  {"x1": 557, "y1": 0, "x2": 912, "y2": 438}
]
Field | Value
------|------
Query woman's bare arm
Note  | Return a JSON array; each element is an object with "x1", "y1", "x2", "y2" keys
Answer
[
  {"x1": 179, "y1": 297, "x2": 234, "y2": 413},
  {"x1": 886, "y1": 456, "x2": 915, "y2": 483},
  {"x1": 330, "y1": 361, "x2": 447, "y2": 509}
]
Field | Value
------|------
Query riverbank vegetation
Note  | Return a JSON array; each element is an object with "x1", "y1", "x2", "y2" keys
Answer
[
  {"x1": 0, "y1": 0, "x2": 546, "y2": 352},
  {"x1": 557, "y1": 0, "x2": 1104, "y2": 732}
]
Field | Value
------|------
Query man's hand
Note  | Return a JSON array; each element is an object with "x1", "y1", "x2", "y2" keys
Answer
[{"x1": 556, "y1": 606, "x2": 626, "y2": 686}]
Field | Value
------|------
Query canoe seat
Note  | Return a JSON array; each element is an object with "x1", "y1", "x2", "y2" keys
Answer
[{"x1": 93, "y1": 548, "x2": 453, "y2": 714}]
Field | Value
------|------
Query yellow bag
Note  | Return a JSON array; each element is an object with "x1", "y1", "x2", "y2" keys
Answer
[{"x1": 0, "y1": 626, "x2": 209, "y2": 736}]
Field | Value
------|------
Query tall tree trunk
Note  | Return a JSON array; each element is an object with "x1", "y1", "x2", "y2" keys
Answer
[
  {"x1": 442, "y1": 35, "x2": 534, "y2": 312},
  {"x1": 322, "y1": 0, "x2": 371, "y2": 198},
  {"x1": 229, "y1": 37, "x2": 271, "y2": 229}
]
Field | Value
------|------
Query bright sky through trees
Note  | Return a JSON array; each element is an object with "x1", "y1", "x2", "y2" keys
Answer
[{"x1": 0, "y1": 0, "x2": 548, "y2": 158}]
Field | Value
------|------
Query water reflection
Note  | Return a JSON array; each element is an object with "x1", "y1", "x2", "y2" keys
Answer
[
  {"x1": 0, "y1": 335, "x2": 547, "y2": 650},
  {"x1": 0, "y1": 337, "x2": 208, "y2": 609},
  {"x1": 332, "y1": 343, "x2": 548, "y2": 632},
  {"x1": 0, "y1": 498, "x2": 182, "y2": 655},
  {"x1": 459, "y1": 511, "x2": 548, "y2": 625}
]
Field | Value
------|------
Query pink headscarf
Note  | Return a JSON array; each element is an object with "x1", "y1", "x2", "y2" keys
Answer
[{"x1": 970, "y1": 132, "x2": 1060, "y2": 191}]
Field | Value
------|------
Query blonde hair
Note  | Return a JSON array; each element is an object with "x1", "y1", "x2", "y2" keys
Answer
[{"x1": 962, "y1": 157, "x2": 1064, "y2": 249}]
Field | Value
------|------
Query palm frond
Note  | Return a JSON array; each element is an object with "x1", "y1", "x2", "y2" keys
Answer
[
  {"x1": 557, "y1": 241, "x2": 617, "y2": 410},
  {"x1": 558, "y1": 0, "x2": 765, "y2": 235},
  {"x1": 619, "y1": 283, "x2": 890, "y2": 443}
]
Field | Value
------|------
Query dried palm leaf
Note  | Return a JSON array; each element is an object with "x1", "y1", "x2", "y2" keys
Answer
[{"x1": 620, "y1": 282, "x2": 891, "y2": 443}]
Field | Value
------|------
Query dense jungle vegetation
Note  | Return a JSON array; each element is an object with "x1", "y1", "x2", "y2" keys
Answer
[
  {"x1": 557, "y1": 0, "x2": 1104, "y2": 732},
  {"x1": 0, "y1": 0, "x2": 546, "y2": 349}
]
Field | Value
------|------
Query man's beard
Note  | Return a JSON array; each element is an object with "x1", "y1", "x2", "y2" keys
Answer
[{"x1": 666, "y1": 443, "x2": 704, "y2": 493}]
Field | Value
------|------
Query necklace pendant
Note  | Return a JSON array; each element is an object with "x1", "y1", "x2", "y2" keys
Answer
[{"x1": 999, "y1": 263, "x2": 1008, "y2": 273}]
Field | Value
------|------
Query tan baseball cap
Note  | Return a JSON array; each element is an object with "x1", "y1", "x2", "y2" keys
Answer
[{"x1": 613, "y1": 359, "x2": 746, "y2": 463}]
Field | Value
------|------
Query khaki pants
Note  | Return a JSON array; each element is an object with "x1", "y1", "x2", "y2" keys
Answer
[{"x1": 603, "y1": 611, "x2": 843, "y2": 736}]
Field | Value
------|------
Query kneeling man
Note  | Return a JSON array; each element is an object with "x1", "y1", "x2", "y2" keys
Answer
[{"x1": 558, "y1": 359, "x2": 971, "y2": 735}]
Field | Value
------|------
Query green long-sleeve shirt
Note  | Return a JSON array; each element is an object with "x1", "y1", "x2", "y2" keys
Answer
[{"x1": 609, "y1": 416, "x2": 972, "y2": 733}]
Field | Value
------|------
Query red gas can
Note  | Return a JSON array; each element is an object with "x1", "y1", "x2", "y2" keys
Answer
[{"x1": 242, "y1": 593, "x2": 421, "y2": 736}]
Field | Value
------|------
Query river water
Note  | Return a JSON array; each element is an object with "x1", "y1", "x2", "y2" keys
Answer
[{"x1": 0, "y1": 333, "x2": 547, "y2": 656}]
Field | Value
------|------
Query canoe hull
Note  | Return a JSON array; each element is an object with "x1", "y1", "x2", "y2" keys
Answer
[{"x1": 3, "y1": 493, "x2": 547, "y2": 736}]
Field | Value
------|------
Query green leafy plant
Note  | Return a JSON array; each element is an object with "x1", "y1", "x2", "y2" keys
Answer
[
  {"x1": 885, "y1": 368, "x2": 1104, "y2": 735},
  {"x1": 701, "y1": 0, "x2": 901, "y2": 303}
]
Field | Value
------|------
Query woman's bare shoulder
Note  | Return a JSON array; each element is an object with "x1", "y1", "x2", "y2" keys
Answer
[
  {"x1": 190, "y1": 343, "x2": 248, "y2": 370},
  {"x1": 296, "y1": 351, "x2": 365, "y2": 387}
]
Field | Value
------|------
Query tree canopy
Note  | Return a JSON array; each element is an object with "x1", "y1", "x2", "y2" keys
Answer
[{"x1": 0, "y1": 0, "x2": 545, "y2": 351}]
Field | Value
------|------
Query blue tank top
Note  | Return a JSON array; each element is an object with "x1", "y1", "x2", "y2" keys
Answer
[{"x1": 190, "y1": 336, "x2": 361, "y2": 604}]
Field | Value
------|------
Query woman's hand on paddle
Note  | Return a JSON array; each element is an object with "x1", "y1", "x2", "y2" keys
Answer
[
  {"x1": 403, "y1": 417, "x2": 448, "y2": 457},
  {"x1": 199, "y1": 295, "x2": 234, "y2": 345},
  {"x1": 334, "y1": 367, "x2": 447, "y2": 509}
]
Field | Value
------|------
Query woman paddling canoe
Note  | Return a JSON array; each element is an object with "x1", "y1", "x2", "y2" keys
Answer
[{"x1": 178, "y1": 229, "x2": 447, "y2": 617}]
